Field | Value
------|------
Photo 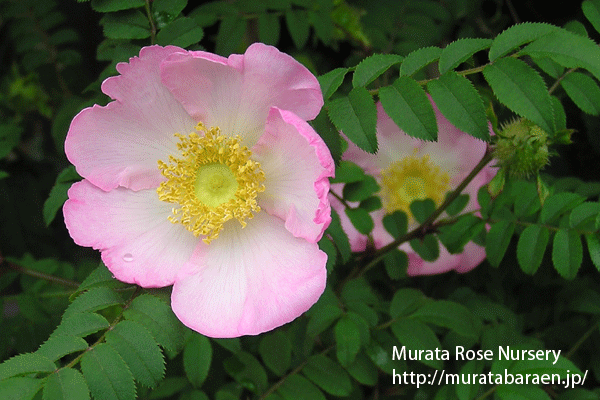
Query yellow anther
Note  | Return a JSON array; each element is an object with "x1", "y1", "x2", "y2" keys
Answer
[
  {"x1": 379, "y1": 150, "x2": 450, "y2": 223},
  {"x1": 157, "y1": 123, "x2": 265, "y2": 244}
]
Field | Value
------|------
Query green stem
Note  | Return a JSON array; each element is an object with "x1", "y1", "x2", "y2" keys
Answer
[
  {"x1": 144, "y1": 0, "x2": 157, "y2": 44},
  {"x1": 565, "y1": 320, "x2": 598, "y2": 359},
  {"x1": 258, "y1": 345, "x2": 334, "y2": 400},
  {"x1": 1, "y1": 255, "x2": 80, "y2": 289}
]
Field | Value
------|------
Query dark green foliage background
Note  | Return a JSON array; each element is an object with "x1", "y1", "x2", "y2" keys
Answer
[{"x1": 2, "y1": 0, "x2": 600, "y2": 399}]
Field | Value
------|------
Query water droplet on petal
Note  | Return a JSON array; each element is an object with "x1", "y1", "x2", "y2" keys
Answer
[{"x1": 123, "y1": 253, "x2": 133, "y2": 262}]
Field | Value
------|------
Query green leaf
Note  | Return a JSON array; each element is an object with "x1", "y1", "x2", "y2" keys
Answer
[
  {"x1": 570, "y1": 202, "x2": 600, "y2": 229},
  {"x1": 258, "y1": 13, "x2": 280, "y2": 45},
  {"x1": 584, "y1": 233, "x2": 600, "y2": 271},
  {"x1": 345, "y1": 352, "x2": 378, "y2": 386},
  {"x1": 311, "y1": 110, "x2": 342, "y2": 164},
  {"x1": 489, "y1": 22, "x2": 559, "y2": 61},
  {"x1": 427, "y1": 71, "x2": 490, "y2": 140},
  {"x1": 309, "y1": 8, "x2": 334, "y2": 45},
  {"x1": 156, "y1": 17, "x2": 203, "y2": 48},
  {"x1": 409, "y1": 198, "x2": 436, "y2": 224},
  {"x1": 259, "y1": 331, "x2": 291, "y2": 376},
  {"x1": 391, "y1": 319, "x2": 443, "y2": 369},
  {"x1": 80, "y1": 343, "x2": 136, "y2": 400},
  {"x1": 553, "y1": 229, "x2": 583, "y2": 279},
  {"x1": 302, "y1": 355, "x2": 352, "y2": 396},
  {"x1": 345, "y1": 207, "x2": 374, "y2": 235},
  {"x1": 36, "y1": 335, "x2": 89, "y2": 362},
  {"x1": 51, "y1": 313, "x2": 110, "y2": 338},
  {"x1": 561, "y1": 72, "x2": 600, "y2": 115},
  {"x1": 123, "y1": 294, "x2": 184, "y2": 353},
  {"x1": 100, "y1": 10, "x2": 150, "y2": 39},
  {"x1": 438, "y1": 38, "x2": 492, "y2": 74},
  {"x1": 325, "y1": 210, "x2": 351, "y2": 263},
  {"x1": 540, "y1": 192, "x2": 585, "y2": 223},
  {"x1": 318, "y1": 68, "x2": 349, "y2": 101},
  {"x1": 437, "y1": 214, "x2": 485, "y2": 254},
  {"x1": 334, "y1": 316, "x2": 361, "y2": 368},
  {"x1": 517, "y1": 225, "x2": 550, "y2": 275},
  {"x1": 485, "y1": 220, "x2": 515, "y2": 267},
  {"x1": 379, "y1": 76, "x2": 438, "y2": 141},
  {"x1": 0, "y1": 353, "x2": 55, "y2": 381},
  {"x1": 409, "y1": 234, "x2": 439, "y2": 262},
  {"x1": 148, "y1": 377, "x2": 188, "y2": 399},
  {"x1": 64, "y1": 287, "x2": 122, "y2": 318},
  {"x1": 307, "y1": 304, "x2": 343, "y2": 337},
  {"x1": 445, "y1": 194, "x2": 469, "y2": 216},
  {"x1": 496, "y1": 385, "x2": 551, "y2": 400},
  {"x1": 215, "y1": 16, "x2": 245, "y2": 56},
  {"x1": 91, "y1": 0, "x2": 144, "y2": 12},
  {"x1": 73, "y1": 264, "x2": 125, "y2": 299},
  {"x1": 399, "y1": 46, "x2": 442, "y2": 76},
  {"x1": 520, "y1": 28, "x2": 600, "y2": 82},
  {"x1": 583, "y1": 0, "x2": 600, "y2": 33},
  {"x1": 390, "y1": 288, "x2": 427, "y2": 318},
  {"x1": 352, "y1": 54, "x2": 403, "y2": 87},
  {"x1": 411, "y1": 300, "x2": 480, "y2": 338},
  {"x1": 483, "y1": 57, "x2": 554, "y2": 133},
  {"x1": 105, "y1": 320, "x2": 165, "y2": 388},
  {"x1": 382, "y1": 210, "x2": 408, "y2": 239},
  {"x1": 43, "y1": 368, "x2": 90, "y2": 400},
  {"x1": 285, "y1": 9, "x2": 309, "y2": 48},
  {"x1": 276, "y1": 374, "x2": 325, "y2": 400},
  {"x1": 183, "y1": 333, "x2": 212, "y2": 388},
  {"x1": 152, "y1": 0, "x2": 187, "y2": 20},
  {"x1": 384, "y1": 249, "x2": 408, "y2": 279},
  {"x1": 43, "y1": 166, "x2": 81, "y2": 226},
  {"x1": 509, "y1": 356, "x2": 582, "y2": 377},
  {"x1": 0, "y1": 377, "x2": 41, "y2": 400},
  {"x1": 328, "y1": 87, "x2": 378, "y2": 153},
  {"x1": 342, "y1": 175, "x2": 379, "y2": 202},
  {"x1": 223, "y1": 352, "x2": 267, "y2": 393}
]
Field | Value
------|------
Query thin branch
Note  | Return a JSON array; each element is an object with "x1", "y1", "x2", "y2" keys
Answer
[{"x1": 1, "y1": 252, "x2": 80, "y2": 289}]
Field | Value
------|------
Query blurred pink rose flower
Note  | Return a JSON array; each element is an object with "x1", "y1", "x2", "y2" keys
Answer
[
  {"x1": 64, "y1": 44, "x2": 334, "y2": 337},
  {"x1": 331, "y1": 100, "x2": 495, "y2": 275}
]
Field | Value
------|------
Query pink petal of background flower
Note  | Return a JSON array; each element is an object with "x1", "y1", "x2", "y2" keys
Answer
[{"x1": 331, "y1": 99, "x2": 495, "y2": 275}]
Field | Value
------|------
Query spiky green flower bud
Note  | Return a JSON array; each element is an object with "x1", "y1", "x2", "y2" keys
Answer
[{"x1": 493, "y1": 118, "x2": 550, "y2": 178}]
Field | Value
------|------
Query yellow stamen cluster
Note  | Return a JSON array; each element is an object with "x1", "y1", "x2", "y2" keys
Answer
[
  {"x1": 379, "y1": 150, "x2": 450, "y2": 222},
  {"x1": 157, "y1": 123, "x2": 265, "y2": 244}
]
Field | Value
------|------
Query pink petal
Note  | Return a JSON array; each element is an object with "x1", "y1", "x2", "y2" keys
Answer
[
  {"x1": 63, "y1": 180, "x2": 198, "y2": 287},
  {"x1": 171, "y1": 212, "x2": 327, "y2": 338},
  {"x1": 160, "y1": 43, "x2": 323, "y2": 147},
  {"x1": 65, "y1": 45, "x2": 197, "y2": 191},
  {"x1": 253, "y1": 108, "x2": 334, "y2": 243}
]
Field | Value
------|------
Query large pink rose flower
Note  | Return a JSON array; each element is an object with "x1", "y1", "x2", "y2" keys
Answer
[
  {"x1": 331, "y1": 101, "x2": 495, "y2": 275},
  {"x1": 64, "y1": 44, "x2": 334, "y2": 338}
]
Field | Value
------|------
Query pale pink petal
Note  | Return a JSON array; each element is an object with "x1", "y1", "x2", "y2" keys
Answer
[
  {"x1": 253, "y1": 108, "x2": 334, "y2": 243},
  {"x1": 63, "y1": 180, "x2": 198, "y2": 287},
  {"x1": 65, "y1": 45, "x2": 197, "y2": 191},
  {"x1": 160, "y1": 43, "x2": 323, "y2": 147},
  {"x1": 171, "y1": 212, "x2": 327, "y2": 338}
]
